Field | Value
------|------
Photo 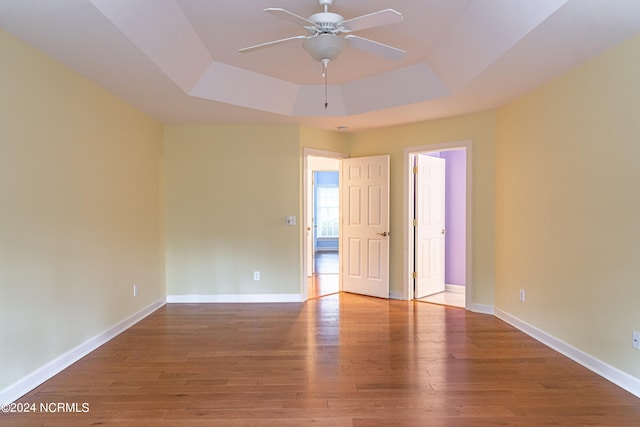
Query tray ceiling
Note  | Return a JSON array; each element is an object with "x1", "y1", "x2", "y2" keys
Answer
[{"x1": 1, "y1": 0, "x2": 639, "y2": 131}]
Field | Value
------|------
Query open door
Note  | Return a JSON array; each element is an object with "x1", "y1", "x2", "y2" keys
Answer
[
  {"x1": 414, "y1": 154, "x2": 446, "y2": 298},
  {"x1": 341, "y1": 155, "x2": 390, "y2": 299}
]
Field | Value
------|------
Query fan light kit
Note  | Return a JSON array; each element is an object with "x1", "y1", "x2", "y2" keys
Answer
[{"x1": 239, "y1": 0, "x2": 405, "y2": 108}]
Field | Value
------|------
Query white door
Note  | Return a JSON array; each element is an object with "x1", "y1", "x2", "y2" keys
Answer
[
  {"x1": 341, "y1": 155, "x2": 390, "y2": 299},
  {"x1": 415, "y1": 155, "x2": 446, "y2": 298}
]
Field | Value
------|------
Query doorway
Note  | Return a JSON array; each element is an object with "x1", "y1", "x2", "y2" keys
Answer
[
  {"x1": 405, "y1": 141, "x2": 472, "y2": 309},
  {"x1": 310, "y1": 169, "x2": 340, "y2": 298},
  {"x1": 303, "y1": 150, "x2": 346, "y2": 299}
]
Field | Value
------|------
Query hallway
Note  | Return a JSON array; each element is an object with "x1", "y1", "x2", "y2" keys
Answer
[{"x1": 308, "y1": 251, "x2": 339, "y2": 299}]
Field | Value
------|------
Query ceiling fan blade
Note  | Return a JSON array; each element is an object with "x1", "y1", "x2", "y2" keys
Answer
[
  {"x1": 340, "y1": 9, "x2": 403, "y2": 32},
  {"x1": 265, "y1": 8, "x2": 318, "y2": 29},
  {"x1": 239, "y1": 35, "x2": 306, "y2": 53},
  {"x1": 344, "y1": 35, "x2": 405, "y2": 61}
]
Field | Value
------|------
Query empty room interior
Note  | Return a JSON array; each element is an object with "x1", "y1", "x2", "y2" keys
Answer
[{"x1": 1, "y1": 0, "x2": 640, "y2": 425}]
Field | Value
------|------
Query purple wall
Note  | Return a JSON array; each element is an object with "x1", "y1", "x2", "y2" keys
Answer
[{"x1": 440, "y1": 150, "x2": 466, "y2": 286}]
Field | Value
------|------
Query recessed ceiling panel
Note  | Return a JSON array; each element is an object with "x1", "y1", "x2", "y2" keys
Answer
[
  {"x1": 90, "y1": 0, "x2": 212, "y2": 92},
  {"x1": 341, "y1": 63, "x2": 451, "y2": 115},
  {"x1": 428, "y1": 0, "x2": 569, "y2": 91}
]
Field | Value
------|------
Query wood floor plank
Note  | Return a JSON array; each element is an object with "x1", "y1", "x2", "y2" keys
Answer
[{"x1": 2, "y1": 293, "x2": 639, "y2": 426}]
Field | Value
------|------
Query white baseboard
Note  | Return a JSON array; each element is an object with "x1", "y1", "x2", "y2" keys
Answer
[
  {"x1": 445, "y1": 284, "x2": 465, "y2": 293},
  {"x1": 494, "y1": 307, "x2": 640, "y2": 398},
  {"x1": 167, "y1": 294, "x2": 304, "y2": 303},
  {"x1": 0, "y1": 299, "x2": 165, "y2": 404},
  {"x1": 466, "y1": 303, "x2": 494, "y2": 314}
]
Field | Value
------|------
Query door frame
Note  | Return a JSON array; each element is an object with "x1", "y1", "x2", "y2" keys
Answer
[
  {"x1": 403, "y1": 140, "x2": 472, "y2": 307},
  {"x1": 302, "y1": 148, "x2": 348, "y2": 300}
]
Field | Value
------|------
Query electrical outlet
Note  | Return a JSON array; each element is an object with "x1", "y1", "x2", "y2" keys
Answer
[
  {"x1": 519, "y1": 289, "x2": 525, "y2": 302},
  {"x1": 253, "y1": 271, "x2": 260, "y2": 281},
  {"x1": 133, "y1": 284, "x2": 138, "y2": 297},
  {"x1": 633, "y1": 331, "x2": 640, "y2": 350}
]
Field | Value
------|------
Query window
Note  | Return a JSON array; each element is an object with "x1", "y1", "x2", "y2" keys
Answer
[{"x1": 316, "y1": 186, "x2": 339, "y2": 238}]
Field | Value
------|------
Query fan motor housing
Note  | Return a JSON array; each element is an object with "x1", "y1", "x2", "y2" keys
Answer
[{"x1": 309, "y1": 12, "x2": 344, "y2": 34}]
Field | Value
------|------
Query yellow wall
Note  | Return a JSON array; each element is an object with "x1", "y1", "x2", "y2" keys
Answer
[
  {"x1": 0, "y1": 30, "x2": 165, "y2": 389},
  {"x1": 164, "y1": 125, "x2": 302, "y2": 296},
  {"x1": 348, "y1": 112, "x2": 497, "y2": 306},
  {"x1": 496, "y1": 34, "x2": 640, "y2": 377}
]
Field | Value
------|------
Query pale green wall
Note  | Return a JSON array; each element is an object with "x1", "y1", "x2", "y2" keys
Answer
[
  {"x1": 164, "y1": 125, "x2": 349, "y2": 297},
  {"x1": 348, "y1": 112, "x2": 497, "y2": 306},
  {"x1": 496, "y1": 34, "x2": 640, "y2": 378},
  {"x1": 164, "y1": 125, "x2": 302, "y2": 295},
  {"x1": 0, "y1": 30, "x2": 165, "y2": 389}
]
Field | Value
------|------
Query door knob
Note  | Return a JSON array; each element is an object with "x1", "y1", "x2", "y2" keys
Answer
[{"x1": 376, "y1": 231, "x2": 390, "y2": 237}]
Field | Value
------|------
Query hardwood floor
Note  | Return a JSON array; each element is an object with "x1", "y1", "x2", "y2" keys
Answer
[{"x1": 3, "y1": 293, "x2": 639, "y2": 426}]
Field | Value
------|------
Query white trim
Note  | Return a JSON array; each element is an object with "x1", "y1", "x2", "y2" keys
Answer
[
  {"x1": 0, "y1": 299, "x2": 165, "y2": 404},
  {"x1": 167, "y1": 294, "x2": 305, "y2": 303},
  {"x1": 495, "y1": 307, "x2": 640, "y2": 398},
  {"x1": 403, "y1": 141, "x2": 473, "y2": 306},
  {"x1": 467, "y1": 303, "x2": 494, "y2": 315},
  {"x1": 445, "y1": 284, "x2": 465, "y2": 293}
]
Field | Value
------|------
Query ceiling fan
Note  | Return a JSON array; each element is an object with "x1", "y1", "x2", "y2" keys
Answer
[{"x1": 239, "y1": 0, "x2": 405, "y2": 108}]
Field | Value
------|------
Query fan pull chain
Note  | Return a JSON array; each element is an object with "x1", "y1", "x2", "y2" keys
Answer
[{"x1": 322, "y1": 59, "x2": 329, "y2": 109}]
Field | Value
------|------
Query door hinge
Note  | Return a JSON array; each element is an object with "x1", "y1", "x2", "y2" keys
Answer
[
  {"x1": 413, "y1": 166, "x2": 418, "y2": 174},
  {"x1": 413, "y1": 218, "x2": 417, "y2": 227},
  {"x1": 412, "y1": 271, "x2": 417, "y2": 279}
]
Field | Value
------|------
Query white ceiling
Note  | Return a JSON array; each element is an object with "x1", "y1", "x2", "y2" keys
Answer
[{"x1": 1, "y1": 0, "x2": 640, "y2": 132}]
